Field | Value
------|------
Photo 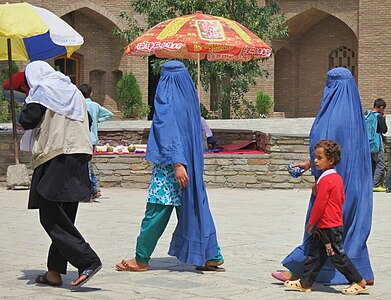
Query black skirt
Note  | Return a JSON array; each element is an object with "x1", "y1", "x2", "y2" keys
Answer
[{"x1": 28, "y1": 154, "x2": 92, "y2": 209}]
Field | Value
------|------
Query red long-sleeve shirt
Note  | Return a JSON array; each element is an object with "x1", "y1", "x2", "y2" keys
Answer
[
  {"x1": 3, "y1": 72, "x2": 29, "y2": 95},
  {"x1": 308, "y1": 170, "x2": 344, "y2": 228}
]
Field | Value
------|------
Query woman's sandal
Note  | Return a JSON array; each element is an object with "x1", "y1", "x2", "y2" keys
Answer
[
  {"x1": 284, "y1": 280, "x2": 311, "y2": 292},
  {"x1": 71, "y1": 264, "x2": 102, "y2": 290},
  {"x1": 115, "y1": 259, "x2": 149, "y2": 272},
  {"x1": 35, "y1": 272, "x2": 62, "y2": 287},
  {"x1": 195, "y1": 260, "x2": 225, "y2": 272},
  {"x1": 341, "y1": 283, "x2": 370, "y2": 295},
  {"x1": 195, "y1": 265, "x2": 226, "y2": 272}
]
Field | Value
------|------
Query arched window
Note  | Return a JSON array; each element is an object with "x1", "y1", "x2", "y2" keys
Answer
[
  {"x1": 329, "y1": 46, "x2": 356, "y2": 77},
  {"x1": 54, "y1": 53, "x2": 83, "y2": 86}
]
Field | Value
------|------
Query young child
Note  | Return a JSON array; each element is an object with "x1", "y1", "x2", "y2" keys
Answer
[
  {"x1": 79, "y1": 84, "x2": 113, "y2": 200},
  {"x1": 284, "y1": 139, "x2": 369, "y2": 295}
]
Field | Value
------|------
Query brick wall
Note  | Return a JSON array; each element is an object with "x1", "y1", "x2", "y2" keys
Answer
[
  {"x1": 357, "y1": 0, "x2": 391, "y2": 112},
  {"x1": 3, "y1": 1, "x2": 390, "y2": 118}
]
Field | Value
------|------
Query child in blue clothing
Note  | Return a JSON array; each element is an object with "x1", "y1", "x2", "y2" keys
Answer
[{"x1": 79, "y1": 84, "x2": 114, "y2": 200}]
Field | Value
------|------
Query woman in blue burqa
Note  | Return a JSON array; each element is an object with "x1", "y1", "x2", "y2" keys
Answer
[
  {"x1": 116, "y1": 60, "x2": 224, "y2": 272},
  {"x1": 272, "y1": 67, "x2": 374, "y2": 285}
]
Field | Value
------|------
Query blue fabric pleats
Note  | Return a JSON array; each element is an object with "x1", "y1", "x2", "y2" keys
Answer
[
  {"x1": 146, "y1": 60, "x2": 219, "y2": 266},
  {"x1": 282, "y1": 67, "x2": 374, "y2": 284}
]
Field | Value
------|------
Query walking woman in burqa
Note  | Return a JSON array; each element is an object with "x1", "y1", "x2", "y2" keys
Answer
[
  {"x1": 116, "y1": 60, "x2": 224, "y2": 272},
  {"x1": 18, "y1": 61, "x2": 102, "y2": 288},
  {"x1": 272, "y1": 67, "x2": 374, "y2": 284}
]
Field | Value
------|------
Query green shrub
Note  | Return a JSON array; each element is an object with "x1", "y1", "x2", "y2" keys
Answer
[
  {"x1": 255, "y1": 91, "x2": 274, "y2": 117},
  {"x1": 116, "y1": 72, "x2": 148, "y2": 119}
]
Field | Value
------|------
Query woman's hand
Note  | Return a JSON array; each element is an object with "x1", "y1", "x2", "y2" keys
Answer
[
  {"x1": 311, "y1": 182, "x2": 318, "y2": 197},
  {"x1": 16, "y1": 122, "x2": 24, "y2": 131},
  {"x1": 291, "y1": 160, "x2": 311, "y2": 172},
  {"x1": 175, "y1": 163, "x2": 189, "y2": 188}
]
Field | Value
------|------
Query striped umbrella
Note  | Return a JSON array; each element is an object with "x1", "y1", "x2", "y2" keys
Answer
[
  {"x1": 0, "y1": 2, "x2": 83, "y2": 61},
  {"x1": 0, "y1": 2, "x2": 84, "y2": 164}
]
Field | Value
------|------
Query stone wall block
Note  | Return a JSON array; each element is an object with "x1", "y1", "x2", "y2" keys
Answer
[
  {"x1": 130, "y1": 163, "x2": 150, "y2": 171},
  {"x1": 204, "y1": 158, "x2": 233, "y2": 165},
  {"x1": 232, "y1": 158, "x2": 248, "y2": 165},
  {"x1": 130, "y1": 170, "x2": 152, "y2": 175},
  {"x1": 123, "y1": 175, "x2": 151, "y2": 183},
  {"x1": 114, "y1": 170, "x2": 132, "y2": 176},
  {"x1": 204, "y1": 170, "x2": 237, "y2": 176},
  {"x1": 231, "y1": 182, "x2": 247, "y2": 188},
  {"x1": 276, "y1": 139, "x2": 306, "y2": 145},
  {"x1": 227, "y1": 175, "x2": 258, "y2": 183},
  {"x1": 95, "y1": 163, "x2": 128, "y2": 170},
  {"x1": 100, "y1": 175, "x2": 122, "y2": 182},
  {"x1": 238, "y1": 171, "x2": 256, "y2": 175},
  {"x1": 232, "y1": 165, "x2": 268, "y2": 172},
  {"x1": 247, "y1": 158, "x2": 268, "y2": 165},
  {"x1": 272, "y1": 182, "x2": 295, "y2": 189},
  {"x1": 204, "y1": 175, "x2": 227, "y2": 183},
  {"x1": 268, "y1": 175, "x2": 288, "y2": 183}
]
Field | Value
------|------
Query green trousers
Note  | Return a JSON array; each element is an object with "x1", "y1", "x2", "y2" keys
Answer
[{"x1": 135, "y1": 202, "x2": 223, "y2": 265}]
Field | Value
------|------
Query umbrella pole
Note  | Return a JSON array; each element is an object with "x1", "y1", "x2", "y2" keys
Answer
[
  {"x1": 7, "y1": 38, "x2": 20, "y2": 164},
  {"x1": 197, "y1": 53, "x2": 201, "y2": 100}
]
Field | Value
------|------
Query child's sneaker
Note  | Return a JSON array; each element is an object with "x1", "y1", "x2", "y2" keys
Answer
[
  {"x1": 373, "y1": 186, "x2": 386, "y2": 192},
  {"x1": 91, "y1": 189, "x2": 102, "y2": 199}
]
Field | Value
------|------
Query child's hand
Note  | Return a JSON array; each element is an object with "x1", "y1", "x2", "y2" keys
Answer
[{"x1": 306, "y1": 224, "x2": 314, "y2": 234}]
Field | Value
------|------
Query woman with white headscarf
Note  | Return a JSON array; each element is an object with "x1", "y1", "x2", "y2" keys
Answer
[{"x1": 18, "y1": 61, "x2": 101, "y2": 289}]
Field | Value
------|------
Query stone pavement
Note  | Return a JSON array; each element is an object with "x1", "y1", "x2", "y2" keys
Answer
[{"x1": 0, "y1": 187, "x2": 390, "y2": 299}]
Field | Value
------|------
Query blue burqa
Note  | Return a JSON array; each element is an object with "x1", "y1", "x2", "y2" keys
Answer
[
  {"x1": 146, "y1": 60, "x2": 219, "y2": 266},
  {"x1": 282, "y1": 68, "x2": 374, "y2": 284}
]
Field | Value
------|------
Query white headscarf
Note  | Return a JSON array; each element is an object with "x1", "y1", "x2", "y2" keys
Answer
[{"x1": 24, "y1": 60, "x2": 84, "y2": 121}]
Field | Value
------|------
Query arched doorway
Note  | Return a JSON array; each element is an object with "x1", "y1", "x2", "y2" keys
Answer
[{"x1": 273, "y1": 8, "x2": 358, "y2": 117}]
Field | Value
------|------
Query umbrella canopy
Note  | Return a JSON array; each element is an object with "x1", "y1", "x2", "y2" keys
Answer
[
  {"x1": 0, "y1": 2, "x2": 84, "y2": 164},
  {"x1": 0, "y1": 2, "x2": 83, "y2": 61},
  {"x1": 125, "y1": 11, "x2": 272, "y2": 61}
]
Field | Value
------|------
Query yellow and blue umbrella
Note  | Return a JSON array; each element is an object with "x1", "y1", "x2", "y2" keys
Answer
[
  {"x1": 0, "y1": 2, "x2": 84, "y2": 164},
  {"x1": 0, "y1": 2, "x2": 83, "y2": 61}
]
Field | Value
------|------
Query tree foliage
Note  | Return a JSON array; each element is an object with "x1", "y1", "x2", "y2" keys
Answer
[{"x1": 115, "y1": 0, "x2": 288, "y2": 118}]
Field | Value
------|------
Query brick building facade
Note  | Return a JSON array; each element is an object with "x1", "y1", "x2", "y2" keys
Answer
[{"x1": 4, "y1": 0, "x2": 391, "y2": 117}]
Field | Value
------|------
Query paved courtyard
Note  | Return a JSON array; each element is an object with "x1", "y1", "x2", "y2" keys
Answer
[{"x1": 0, "y1": 187, "x2": 390, "y2": 299}]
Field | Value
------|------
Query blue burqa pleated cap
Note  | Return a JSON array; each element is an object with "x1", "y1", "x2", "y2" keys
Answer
[
  {"x1": 146, "y1": 60, "x2": 219, "y2": 266},
  {"x1": 282, "y1": 67, "x2": 374, "y2": 283}
]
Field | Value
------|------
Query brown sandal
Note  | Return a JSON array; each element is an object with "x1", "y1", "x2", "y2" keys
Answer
[
  {"x1": 115, "y1": 259, "x2": 149, "y2": 272},
  {"x1": 35, "y1": 272, "x2": 62, "y2": 287}
]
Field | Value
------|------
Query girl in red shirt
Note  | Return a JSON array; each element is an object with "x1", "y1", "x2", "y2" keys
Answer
[{"x1": 284, "y1": 140, "x2": 369, "y2": 295}]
